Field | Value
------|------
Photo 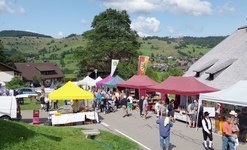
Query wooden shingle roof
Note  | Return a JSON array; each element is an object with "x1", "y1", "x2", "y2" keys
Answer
[
  {"x1": 14, "y1": 62, "x2": 64, "y2": 81},
  {"x1": 184, "y1": 26, "x2": 247, "y2": 89}
]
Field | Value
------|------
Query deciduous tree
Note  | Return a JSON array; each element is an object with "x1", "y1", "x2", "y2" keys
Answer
[{"x1": 74, "y1": 8, "x2": 140, "y2": 79}]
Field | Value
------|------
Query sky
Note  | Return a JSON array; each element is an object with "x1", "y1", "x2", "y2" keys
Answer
[{"x1": 0, "y1": 0, "x2": 247, "y2": 38}]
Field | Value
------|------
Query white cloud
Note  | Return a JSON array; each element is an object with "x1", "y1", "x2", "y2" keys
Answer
[
  {"x1": 80, "y1": 19, "x2": 87, "y2": 25},
  {"x1": 0, "y1": 0, "x2": 25, "y2": 14},
  {"x1": 25, "y1": 29, "x2": 36, "y2": 33},
  {"x1": 218, "y1": 3, "x2": 235, "y2": 14},
  {"x1": 167, "y1": 26, "x2": 174, "y2": 33},
  {"x1": 101, "y1": 0, "x2": 212, "y2": 16},
  {"x1": 18, "y1": 6, "x2": 25, "y2": 14},
  {"x1": 53, "y1": 32, "x2": 64, "y2": 39},
  {"x1": 131, "y1": 16, "x2": 160, "y2": 36},
  {"x1": 102, "y1": 0, "x2": 159, "y2": 13},
  {"x1": 0, "y1": 0, "x2": 14, "y2": 13}
]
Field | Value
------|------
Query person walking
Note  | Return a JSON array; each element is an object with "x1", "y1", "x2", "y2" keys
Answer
[
  {"x1": 138, "y1": 96, "x2": 144, "y2": 117},
  {"x1": 53, "y1": 100, "x2": 58, "y2": 110},
  {"x1": 143, "y1": 96, "x2": 149, "y2": 120},
  {"x1": 121, "y1": 95, "x2": 128, "y2": 117},
  {"x1": 156, "y1": 113, "x2": 173, "y2": 150},
  {"x1": 168, "y1": 99, "x2": 175, "y2": 120},
  {"x1": 39, "y1": 88, "x2": 45, "y2": 110},
  {"x1": 45, "y1": 96, "x2": 50, "y2": 112},
  {"x1": 127, "y1": 95, "x2": 133, "y2": 112},
  {"x1": 155, "y1": 100, "x2": 162, "y2": 118},
  {"x1": 202, "y1": 111, "x2": 214, "y2": 150}
]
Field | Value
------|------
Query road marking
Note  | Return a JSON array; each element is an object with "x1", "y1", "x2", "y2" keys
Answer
[
  {"x1": 101, "y1": 122, "x2": 109, "y2": 127},
  {"x1": 115, "y1": 129, "x2": 152, "y2": 150}
]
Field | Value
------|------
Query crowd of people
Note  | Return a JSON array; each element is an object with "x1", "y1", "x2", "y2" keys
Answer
[{"x1": 11, "y1": 84, "x2": 247, "y2": 150}]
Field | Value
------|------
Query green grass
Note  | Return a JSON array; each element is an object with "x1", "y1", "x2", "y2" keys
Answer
[
  {"x1": 0, "y1": 120, "x2": 139, "y2": 150},
  {"x1": 20, "y1": 99, "x2": 65, "y2": 110}
]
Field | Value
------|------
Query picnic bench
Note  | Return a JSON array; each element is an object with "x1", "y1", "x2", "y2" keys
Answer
[{"x1": 81, "y1": 129, "x2": 100, "y2": 139}]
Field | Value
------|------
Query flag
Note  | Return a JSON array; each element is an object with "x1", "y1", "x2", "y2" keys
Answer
[
  {"x1": 110, "y1": 59, "x2": 119, "y2": 76},
  {"x1": 138, "y1": 56, "x2": 149, "y2": 75}
]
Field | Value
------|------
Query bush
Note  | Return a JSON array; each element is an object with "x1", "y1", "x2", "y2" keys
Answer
[{"x1": 5, "y1": 77, "x2": 24, "y2": 89}]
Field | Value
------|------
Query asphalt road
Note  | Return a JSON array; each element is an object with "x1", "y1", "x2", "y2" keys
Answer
[{"x1": 21, "y1": 109, "x2": 247, "y2": 150}]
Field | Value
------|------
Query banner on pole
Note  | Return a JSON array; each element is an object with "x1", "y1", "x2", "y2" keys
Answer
[
  {"x1": 110, "y1": 59, "x2": 119, "y2": 76},
  {"x1": 138, "y1": 56, "x2": 149, "y2": 75}
]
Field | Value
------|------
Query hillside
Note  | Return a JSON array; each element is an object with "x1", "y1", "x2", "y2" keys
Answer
[
  {"x1": 0, "y1": 120, "x2": 139, "y2": 150},
  {"x1": 0, "y1": 31, "x2": 226, "y2": 79},
  {"x1": 0, "y1": 30, "x2": 52, "y2": 38}
]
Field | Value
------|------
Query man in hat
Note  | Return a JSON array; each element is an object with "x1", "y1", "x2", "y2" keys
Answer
[{"x1": 202, "y1": 111, "x2": 214, "y2": 150}]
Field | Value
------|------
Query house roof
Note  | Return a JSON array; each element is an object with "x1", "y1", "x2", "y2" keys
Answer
[
  {"x1": 14, "y1": 62, "x2": 64, "y2": 81},
  {"x1": 147, "y1": 76, "x2": 218, "y2": 96},
  {"x1": 0, "y1": 62, "x2": 20, "y2": 73},
  {"x1": 184, "y1": 26, "x2": 247, "y2": 89},
  {"x1": 117, "y1": 75, "x2": 158, "y2": 89}
]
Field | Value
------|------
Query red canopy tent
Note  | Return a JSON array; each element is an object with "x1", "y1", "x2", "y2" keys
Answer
[
  {"x1": 117, "y1": 75, "x2": 158, "y2": 97},
  {"x1": 117, "y1": 75, "x2": 157, "y2": 89},
  {"x1": 147, "y1": 76, "x2": 218, "y2": 95}
]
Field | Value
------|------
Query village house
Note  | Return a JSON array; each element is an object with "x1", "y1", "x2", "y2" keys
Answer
[
  {"x1": 0, "y1": 62, "x2": 21, "y2": 82},
  {"x1": 14, "y1": 62, "x2": 64, "y2": 87}
]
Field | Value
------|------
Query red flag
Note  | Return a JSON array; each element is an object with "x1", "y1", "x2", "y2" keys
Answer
[{"x1": 138, "y1": 56, "x2": 149, "y2": 75}]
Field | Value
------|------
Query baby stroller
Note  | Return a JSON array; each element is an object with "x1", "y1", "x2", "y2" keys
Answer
[{"x1": 107, "y1": 99, "x2": 116, "y2": 113}]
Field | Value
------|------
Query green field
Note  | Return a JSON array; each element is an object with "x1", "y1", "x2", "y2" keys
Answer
[
  {"x1": 20, "y1": 98, "x2": 65, "y2": 110},
  {"x1": 0, "y1": 120, "x2": 139, "y2": 150},
  {"x1": 1, "y1": 35, "x2": 216, "y2": 79}
]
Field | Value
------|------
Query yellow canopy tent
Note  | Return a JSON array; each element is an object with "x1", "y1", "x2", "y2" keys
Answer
[{"x1": 48, "y1": 81, "x2": 94, "y2": 100}]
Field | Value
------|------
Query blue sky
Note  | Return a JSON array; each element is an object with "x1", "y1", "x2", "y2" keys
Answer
[{"x1": 0, "y1": 0, "x2": 246, "y2": 38}]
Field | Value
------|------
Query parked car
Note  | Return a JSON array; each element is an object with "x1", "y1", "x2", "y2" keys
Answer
[
  {"x1": 16, "y1": 88, "x2": 37, "y2": 104},
  {"x1": 0, "y1": 96, "x2": 21, "y2": 120},
  {"x1": 17, "y1": 87, "x2": 37, "y2": 95}
]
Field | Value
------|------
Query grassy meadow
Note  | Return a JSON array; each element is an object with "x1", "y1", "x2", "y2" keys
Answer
[
  {"x1": 0, "y1": 120, "x2": 139, "y2": 150},
  {"x1": 1, "y1": 35, "x2": 212, "y2": 79}
]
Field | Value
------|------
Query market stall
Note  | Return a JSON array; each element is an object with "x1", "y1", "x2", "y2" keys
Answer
[
  {"x1": 96, "y1": 75, "x2": 113, "y2": 86},
  {"x1": 199, "y1": 80, "x2": 247, "y2": 133},
  {"x1": 77, "y1": 76, "x2": 96, "y2": 87},
  {"x1": 117, "y1": 75, "x2": 157, "y2": 97},
  {"x1": 116, "y1": 75, "x2": 158, "y2": 111},
  {"x1": 147, "y1": 76, "x2": 218, "y2": 122},
  {"x1": 48, "y1": 81, "x2": 98, "y2": 125},
  {"x1": 102, "y1": 75, "x2": 124, "y2": 88}
]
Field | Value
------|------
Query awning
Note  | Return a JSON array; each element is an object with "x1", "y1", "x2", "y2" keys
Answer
[
  {"x1": 117, "y1": 75, "x2": 157, "y2": 89},
  {"x1": 103, "y1": 75, "x2": 124, "y2": 88},
  {"x1": 147, "y1": 76, "x2": 218, "y2": 95},
  {"x1": 49, "y1": 81, "x2": 94, "y2": 100}
]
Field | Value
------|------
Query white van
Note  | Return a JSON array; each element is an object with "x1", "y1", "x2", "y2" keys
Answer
[{"x1": 0, "y1": 96, "x2": 21, "y2": 120}]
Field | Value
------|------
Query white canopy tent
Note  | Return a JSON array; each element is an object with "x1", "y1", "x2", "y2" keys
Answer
[
  {"x1": 199, "y1": 80, "x2": 247, "y2": 107},
  {"x1": 95, "y1": 76, "x2": 102, "y2": 82},
  {"x1": 78, "y1": 76, "x2": 96, "y2": 86}
]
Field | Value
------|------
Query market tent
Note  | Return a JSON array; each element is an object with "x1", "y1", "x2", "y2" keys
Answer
[
  {"x1": 77, "y1": 76, "x2": 95, "y2": 86},
  {"x1": 49, "y1": 81, "x2": 94, "y2": 100},
  {"x1": 96, "y1": 75, "x2": 113, "y2": 86},
  {"x1": 102, "y1": 75, "x2": 124, "y2": 88},
  {"x1": 147, "y1": 76, "x2": 218, "y2": 95},
  {"x1": 95, "y1": 76, "x2": 102, "y2": 82},
  {"x1": 117, "y1": 75, "x2": 157, "y2": 89},
  {"x1": 199, "y1": 80, "x2": 247, "y2": 106}
]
